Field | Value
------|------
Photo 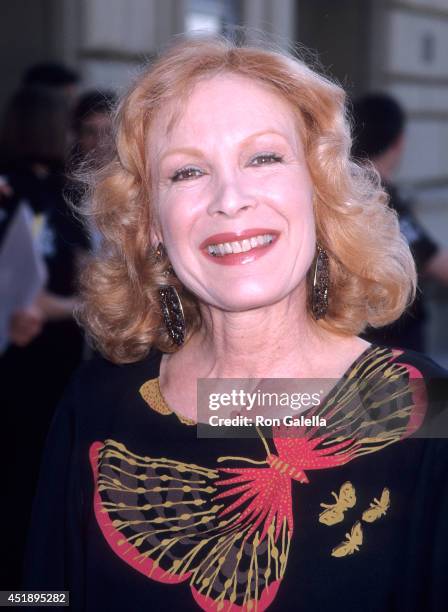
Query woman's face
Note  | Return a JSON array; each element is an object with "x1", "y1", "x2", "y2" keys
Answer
[{"x1": 151, "y1": 73, "x2": 316, "y2": 312}]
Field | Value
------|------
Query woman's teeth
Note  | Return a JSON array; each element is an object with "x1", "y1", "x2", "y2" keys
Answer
[{"x1": 207, "y1": 234, "x2": 274, "y2": 257}]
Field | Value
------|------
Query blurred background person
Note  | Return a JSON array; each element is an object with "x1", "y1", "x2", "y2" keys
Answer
[
  {"x1": 20, "y1": 63, "x2": 80, "y2": 150},
  {"x1": 72, "y1": 89, "x2": 116, "y2": 161},
  {"x1": 0, "y1": 85, "x2": 69, "y2": 172},
  {"x1": 22, "y1": 62, "x2": 80, "y2": 107},
  {"x1": 352, "y1": 93, "x2": 448, "y2": 353},
  {"x1": 0, "y1": 85, "x2": 88, "y2": 588}
]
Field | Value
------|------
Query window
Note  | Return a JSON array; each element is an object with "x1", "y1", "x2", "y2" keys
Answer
[{"x1": 185, "y1": 0, "x2": 241, "y2": 35}]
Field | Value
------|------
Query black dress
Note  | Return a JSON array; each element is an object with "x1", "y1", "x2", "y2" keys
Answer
[{"x1": 23, "y1": 345, "x2": 448, "y2": 611}]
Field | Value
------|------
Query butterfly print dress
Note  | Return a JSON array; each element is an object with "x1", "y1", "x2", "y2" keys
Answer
[{"x1": 23, "y1": 346, "x2": 448, "y2": 611}]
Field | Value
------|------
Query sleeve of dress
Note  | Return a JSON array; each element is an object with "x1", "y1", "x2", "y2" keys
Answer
[
  {"x1": 429, "y1": 439, "x2": 448, "y2": 611},
  {"x1": 22, "y1": 376, "x2": 85, "y2": 608},
  {"x1": 399, "y1": 361, "x2": 448, "y2": 612},
  {"x1": 400, "y1": 438, "x2": 448, "y2": 612}
]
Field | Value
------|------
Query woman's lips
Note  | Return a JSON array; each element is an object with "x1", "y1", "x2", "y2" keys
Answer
[{"x1": 200, "y1": 229, "x2": 279, "y2": 265}]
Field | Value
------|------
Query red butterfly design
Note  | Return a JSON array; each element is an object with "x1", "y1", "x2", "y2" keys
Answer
[{"x1": 90, "y1": 347, "x2": 426, "y2": 610}]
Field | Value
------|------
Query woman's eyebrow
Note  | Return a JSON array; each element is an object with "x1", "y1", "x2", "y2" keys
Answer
[
  {"x1": 159, "y1": 146, "x2": 204, "y2": 163},
  {"x1": 158, "y1": 130, "x2": 290, "y2": 164},
  {"x1": 239, "y1": 129, "x2": 290, "y2": 147}
]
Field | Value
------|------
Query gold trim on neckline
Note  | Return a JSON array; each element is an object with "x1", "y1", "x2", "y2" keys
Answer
[{"x1": 139, "y1": 378, "x2": 196, "y2": 426}]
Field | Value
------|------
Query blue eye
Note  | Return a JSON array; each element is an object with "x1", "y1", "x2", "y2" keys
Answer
[
  {"x1": 171, "y1": 167, "x2": 203, "y2": 182},
  {"x1": 250, "y1": 153, "x2": 283, "y2": 166}
]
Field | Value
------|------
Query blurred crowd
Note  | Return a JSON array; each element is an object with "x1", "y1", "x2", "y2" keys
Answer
[
  {"x1": 1, "y1": 62, "x2": 447, "y2": 590},
  {"x1": 0, "y1": 63, "x2": 116, "y2": 589}
]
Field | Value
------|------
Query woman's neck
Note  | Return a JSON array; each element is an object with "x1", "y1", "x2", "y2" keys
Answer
[
  {"x1": 164, "y1": 287, "x2": 366, "y2": 380},
  {"x1": 197, "y1": 308, "x2": 318, "y2": 378}
]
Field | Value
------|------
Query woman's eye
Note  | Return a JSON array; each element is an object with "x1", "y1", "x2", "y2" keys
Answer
[
  {"x1": 250, "y1": 153, "x2": 283, "y2": 166},
  {"x1": 171, "y1": 167, "x2": 203, "y2": 182}
]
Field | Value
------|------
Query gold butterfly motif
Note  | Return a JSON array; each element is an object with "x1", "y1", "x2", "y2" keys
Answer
[
  {"x1": 331, "y1": 521, "x2": 363, "y2": 558},
  {"x1": 362, "y1": 488, "x2": 390, "y2": 523},
  {"x1": 319, "y1": 481, "x2": 356, "y2": 526}
]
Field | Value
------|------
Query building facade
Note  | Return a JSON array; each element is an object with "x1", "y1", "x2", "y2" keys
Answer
[{"x1": 2, "y1": 0, "x2": 447, "y2": 358}]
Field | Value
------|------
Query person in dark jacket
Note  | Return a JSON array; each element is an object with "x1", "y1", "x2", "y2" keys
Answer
[
  {"x1": 352, "y1": 93, "x2": 448, "y2": 352},
  {"x1": 0, "y1": 85, "x2": 88, "y2": 589}
]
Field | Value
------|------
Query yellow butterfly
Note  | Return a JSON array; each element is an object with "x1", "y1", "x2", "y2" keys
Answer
[
  {"x1": 319, "y1": 481, "x2": 356, "y2": 526},
  {"x1": 362, "y1": 488, "x2": 390, "y2": 523},
  {"x1": 331, "y1": 521, "x2": 363, "y2": 557}
]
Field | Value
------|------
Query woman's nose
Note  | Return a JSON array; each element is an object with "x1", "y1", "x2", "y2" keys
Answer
[{"x1": 206, "y1": 176, "x2": 258, "y2": 217}]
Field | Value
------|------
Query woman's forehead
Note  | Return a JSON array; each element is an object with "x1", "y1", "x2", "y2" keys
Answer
[{"x1": 149, "y1": 73, "x2": 301, "y2": 151}]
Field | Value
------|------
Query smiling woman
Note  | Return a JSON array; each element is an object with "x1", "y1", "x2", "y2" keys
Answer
[
  {"x1": 77, "y1": 35, "x2": 414, "y2": 364},
  {"x1": 23, "y1": 34, "x2": 448, "y2": 612},
  {"x1": 152, "y1": 73, "x2": 316, "y2": 316}
]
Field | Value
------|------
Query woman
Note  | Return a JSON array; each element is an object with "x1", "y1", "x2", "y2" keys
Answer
[{"x1": 23, "y1": 36, "x2": 448, "y2": 611}]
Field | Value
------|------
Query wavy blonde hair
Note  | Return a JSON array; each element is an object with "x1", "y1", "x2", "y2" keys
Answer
[{"x1": 78, "y1": 34, "x2": 416, "y2": 363}]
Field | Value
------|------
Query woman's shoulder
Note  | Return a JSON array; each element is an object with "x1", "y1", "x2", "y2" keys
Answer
[
  {"x1": 347, "y1": 344, "x2": 448, "y2": 440},
  {"x1": 386, "y1": 345, "x2": 448, "y2": 377},
  {"x1": 384, "y1": 345, "x2": 448, "y2": 437},
  {"x1": 63, "y1": 348, "x2": 163, "y2": 411}
]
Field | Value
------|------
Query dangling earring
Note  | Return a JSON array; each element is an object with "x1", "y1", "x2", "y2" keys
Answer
[
  {"x1": 311, "y1": 243, "x2": 329, "y2": 320},
  {"x1": 155, "y1": 243, "x2": 186, "y2": 346}
]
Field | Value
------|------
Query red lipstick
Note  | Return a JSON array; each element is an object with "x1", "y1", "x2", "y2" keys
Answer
[{"x1": 200, "y1": 228, "x2": 279, "y2": 266}]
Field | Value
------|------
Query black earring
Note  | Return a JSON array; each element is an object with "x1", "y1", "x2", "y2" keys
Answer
[
  {"x1": 155, "y1": 243, "x2": 186, "y2": 346},
  {"x1": 311, "y1": 244, "x2": 329, "y2": 320}
]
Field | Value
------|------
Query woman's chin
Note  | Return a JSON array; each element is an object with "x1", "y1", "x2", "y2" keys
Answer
[{"x1": 204, "y1": 287, "x2": 294, "y2": 313}]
